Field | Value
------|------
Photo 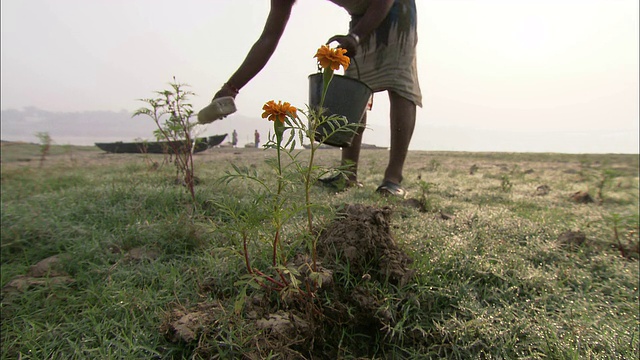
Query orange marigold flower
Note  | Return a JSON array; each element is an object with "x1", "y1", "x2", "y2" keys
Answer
[
  {"x1": 314, "y1": 45, "x2": 350, "y2": 71},
  {"x1": 262, "y1": 100, "x2": 297, "y2": 123}
]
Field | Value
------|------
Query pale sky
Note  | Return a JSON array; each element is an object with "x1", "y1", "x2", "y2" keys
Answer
[{"x1": 1, "y1": 0, "x2": 638, "y2": 153}]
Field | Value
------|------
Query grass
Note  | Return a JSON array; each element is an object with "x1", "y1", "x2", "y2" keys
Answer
[{"x1": 1, "y1": 143, "x2": 638, "y2": 359}]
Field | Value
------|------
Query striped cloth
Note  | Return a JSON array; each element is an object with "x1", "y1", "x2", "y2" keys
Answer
[{"x1": 343, "y1": 0, "x2": 422, "y2": 107}]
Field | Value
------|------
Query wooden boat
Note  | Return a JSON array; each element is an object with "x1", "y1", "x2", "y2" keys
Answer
[
  {"x1": 206, "y1": 134, "x2": 228, "y2": 147},
  {"x1": 360, "y1": 143, "x2": 387, "y2": 150},
  {"x1": 95, "y1": 134, "x2": 227, "y2": 154}
]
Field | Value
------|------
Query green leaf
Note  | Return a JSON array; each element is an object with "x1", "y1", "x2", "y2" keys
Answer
[{"x1": 234, "y1": 285, "x2": 248, "y2": 315}]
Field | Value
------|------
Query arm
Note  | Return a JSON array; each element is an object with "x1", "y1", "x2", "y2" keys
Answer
[
  {"x1": 328, "y1": 0, "x2": 394, "y2": 56},
  {"x1": 215, "y1": 0, "x2": 295, "y2": 99}
]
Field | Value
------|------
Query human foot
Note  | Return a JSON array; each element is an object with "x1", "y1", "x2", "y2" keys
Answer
[
  {"x1": 318, "y1": 173, "x2": 363, "y2": 191},
  {"x1": 376, "y1": 180, "x2": 407, "y2": 198}
]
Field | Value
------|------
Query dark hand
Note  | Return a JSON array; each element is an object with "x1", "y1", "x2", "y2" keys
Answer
[
  {"x1": 209, "y1": 83, "x2": 239, "y2": 120},
  {"x1": 327, "y1": 34, "x2": 358, "y2": 57},
  {"x1": 213, "y1": 83, "x2": 239, "y2": 100}
]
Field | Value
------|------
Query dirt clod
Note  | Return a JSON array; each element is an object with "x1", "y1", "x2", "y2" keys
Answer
[
  {"x1": 535, "y1": 185, "x2": 550, "y2": 196},
  {"x1": 439, "y1": 211, "x2": 455, "y2": 220},
  {"x1": 2, "y1": 275, "x2": 75, "y2": 293},
  {"x1": 558, "y1": 230, "x2": 587, "y2": 248},
  {"x1": 571, "y1": 191, "x2": 594, "y2": 204},
  {"x1": 161, "y1": 302, "x2": 223, "y2": 343},
  {"x1": 256, "y1": 311, "x2": 311, "y2": 339},
  {"x1": 403, "y1": 198, "x2": 425, "y2": 211},
  {"x1": 27, "y1": 254, "x2": 69, "y2": 277}
]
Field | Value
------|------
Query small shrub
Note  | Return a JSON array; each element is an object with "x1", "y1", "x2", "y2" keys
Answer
[
  {"x1": 501, "y1": 175, "x2": 513, "y2": 192},
  {"x1": 35, "y1": 132, "x2": 52, "y2": 167}
]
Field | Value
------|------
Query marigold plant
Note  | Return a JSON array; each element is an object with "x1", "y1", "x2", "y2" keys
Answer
[{"x1": 220, "y1": 44, "x2": 360, "y2": 307}]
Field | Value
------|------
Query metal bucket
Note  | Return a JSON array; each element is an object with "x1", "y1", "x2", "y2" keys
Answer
[{"x1": 308, "y1": 73, "x2": 372, "y2": 147}]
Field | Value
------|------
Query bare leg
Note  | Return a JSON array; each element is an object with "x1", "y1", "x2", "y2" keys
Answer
[
  {"x1": 341, "y1": 112, "x2": 366, "y2": 182},
  {"x1": 384, "y1": 91, "x2": 416, "y2": 185}
]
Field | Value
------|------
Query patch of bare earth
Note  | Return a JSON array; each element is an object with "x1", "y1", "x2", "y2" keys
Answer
[{"x1": 2, "y1": 255, "x2": 75, "y2": 295}]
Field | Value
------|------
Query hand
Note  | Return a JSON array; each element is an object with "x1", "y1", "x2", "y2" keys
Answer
[
  {"x1": 208, "y1": 83, "x2": 239, "y2": 121},
  {"x1": 213, "y1": 83, "x2": 239, "y2": 100},
  {"x1": 327, "y1": 34, "x2": 359, "y2": 57}
]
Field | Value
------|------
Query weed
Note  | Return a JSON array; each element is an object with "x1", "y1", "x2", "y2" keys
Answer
[
  {"x1": 429, "y1": 159, "x2": 441, "y2": 172},
  {"x1": 595, "y1": 169, "x2": 619, "y2": 205},
  {"x1": 500, "y1": 174, "x2": 513, "y2": 192},
  {"x1": 35, "y1": 131, "x2": 52, "y2": 167},
  {"x1": 603, "y1": 212, "x2": 640, "y2": 259},
  {"x1": 417, "y1": 180, "x2": 438, "y2": 212},
  {"x1": 133, "y1": 77, "x2": 202, "y2": 205},
  {"x1": 61, "y1": 144, "x2": 76, "y2": 166}
]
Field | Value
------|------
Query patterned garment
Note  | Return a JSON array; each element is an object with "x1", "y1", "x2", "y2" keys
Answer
[{"x1": 343, "y1": 0, "x2": 422, "y2": 107}]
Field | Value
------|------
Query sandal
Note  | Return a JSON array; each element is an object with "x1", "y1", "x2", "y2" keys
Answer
[
  {"x1": 197, "y1": 96, "x2": 237, "y2": 124},
  {"x1": 376, "y1": 181, "x2": 407, "y2": 198},
  {"x1": 318, "y1": 173, "x2": 363, "y2": 191}
]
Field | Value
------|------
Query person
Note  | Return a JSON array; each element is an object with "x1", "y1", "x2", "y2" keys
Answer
[
  {"x1": 198, "y1": 0, "x2": 421, "y2": 198},
  {"x1": 254, "y1": 129, "x2": 261, "y2": 148},
  {"x1": 231, "y1": 129, "x2": 238, "y2": 148}
]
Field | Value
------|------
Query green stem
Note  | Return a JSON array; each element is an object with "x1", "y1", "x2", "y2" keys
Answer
[
  {"x1": 305, "y1": 141, "x2": 317, "y2": 272},
  {"x1": 319, "y1": 69, "x2": 333, "y2": 112},
  {"x1": 273, "y1": 126, "x2": 284, "y2": 267},
  {"x1": 305, "y1": 148, "x2": 314, "y2": 235},
  {"x1": 306, "y1": 70, "x2": 334, "y2": 273},
  {"x1": 272, "y1": 229, "x2": 280, "y2": 267}
]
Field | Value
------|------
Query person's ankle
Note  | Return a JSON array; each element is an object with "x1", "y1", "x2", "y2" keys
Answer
[{"x1": 383, "y1": 178, "x2": 402, "y2": 185}]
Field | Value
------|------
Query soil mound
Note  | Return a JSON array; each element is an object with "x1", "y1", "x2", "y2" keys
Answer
[{"x1": 317, "y1": 204, "x2": 415, "y2": 286}]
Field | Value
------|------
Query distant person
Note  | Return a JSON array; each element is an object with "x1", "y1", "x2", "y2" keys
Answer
[
  {"x1": 197, "y1": 0, "x2": 420, "y2": 198},
  {"x1": 232, "y1": 129, "x2": 238, "y2": 148},
  {"x1": 254, "y1": 129, "x2": 260, "y2": 148}
]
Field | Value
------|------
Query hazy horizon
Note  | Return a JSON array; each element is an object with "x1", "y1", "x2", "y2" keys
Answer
[
  {"x1": 1, "y1": 0, "x2": 638, "y2": 154},
  {"x1": 1, "y1": 106, "x2": 637, "y2": 155}
]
